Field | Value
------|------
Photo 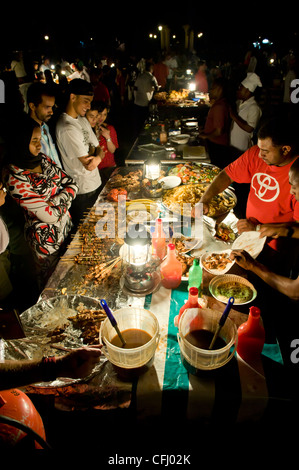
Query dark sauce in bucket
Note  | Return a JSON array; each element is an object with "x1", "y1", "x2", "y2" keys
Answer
[
  {"x1": 109, "y1": 328, "x2": 154, "y2": 380},
  {"x1": 185, "y1": 329, "x2": 226, "y2": 350},
  {"x1": 110, "y1": 328, "x2": 152, "y2": 348}
]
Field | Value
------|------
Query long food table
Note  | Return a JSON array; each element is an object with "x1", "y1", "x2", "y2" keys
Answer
[
  {"x1": 5, "y1": 159, "x2": 291, "y2": 452},
  {"x1": 2, "y1": 108, "x2": 296, "y2": 452}
]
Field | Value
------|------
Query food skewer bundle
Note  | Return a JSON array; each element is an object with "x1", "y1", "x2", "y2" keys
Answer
[
  {"x1": 48, "y1": 305, "x2": 108, "y2": 346},
  {"x1": 60, "y1": 206, "x2": 123, "y2": 287},
  {"x1": 68, "y1": 306, "x2": 107, "y2": 345},
  {"x1": 83, "y1": 257, "x2": 121, "y2": 286},
  {"x1": 64, "y1": 206, "x2": 123, "y2": 265}
]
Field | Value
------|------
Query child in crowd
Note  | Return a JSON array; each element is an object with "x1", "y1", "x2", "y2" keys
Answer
[{"x1": 85, "y1": 101, "x2": 119, "y2": 187}]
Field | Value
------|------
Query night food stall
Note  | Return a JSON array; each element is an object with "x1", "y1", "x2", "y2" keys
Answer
[
  {"x1": 0, "y1": 116, "x2": 295, "y2": 453},
  {"x1": 153, "y1": 89, "x2": 210, "y2": 122},
  {"x1": 126, "y1": 104, "x2": 210, "y2": 166}
]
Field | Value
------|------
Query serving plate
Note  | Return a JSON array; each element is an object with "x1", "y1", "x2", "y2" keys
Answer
[
  {"x1": 170, "y1": 134, "x2": 190, "y2": 144},
  {"x1": 160, "y1": 175, "x2": 181, "y2": 189},
  {"x1": 168, "y1": 162, "x2": 221, "y2": 185},
  {"x1": 162, "y1": 184, "x2": 236, "y2": 219},
  {"x1": 201, "y1": 249, "x2": 235, "y2": 275},
  {"x1": 209, "y1": 274, "x2": 257, "y2": 305}
]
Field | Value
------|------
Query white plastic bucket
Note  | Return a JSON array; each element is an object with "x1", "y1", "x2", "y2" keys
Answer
[
  {"x1": 99, "y1": 307, "x2": 160, "y2": 379},
  {"x1": 178, "y1": 308, "x2": 237, "y2": 371}
]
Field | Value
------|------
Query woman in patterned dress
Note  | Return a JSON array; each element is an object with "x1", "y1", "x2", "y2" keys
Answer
[{"x1": 5, "y1": 115, "x2": 78, "y2": 289}]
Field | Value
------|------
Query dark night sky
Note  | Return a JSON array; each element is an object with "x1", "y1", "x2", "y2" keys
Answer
[{"x1": 1, "y1": 3, "x2": 298, "y2": 64}]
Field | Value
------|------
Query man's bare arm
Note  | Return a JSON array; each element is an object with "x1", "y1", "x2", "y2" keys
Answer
[
  {"x1": 231, "y1": 249, "x2": 299, "y2": 301},
  {"x1": 78, "y1": 146, "x2": 104, "y2": 171}
]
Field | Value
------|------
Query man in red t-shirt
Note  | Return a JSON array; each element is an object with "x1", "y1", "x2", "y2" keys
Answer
[
  {"x1": 230, "y1": 157, "x2": 299, "y2": 300},
  {"x1": 195, "y1": 117, "x2": 299, "y2": 272},
  {"x1": 198, "y1": 118, "x2": 299, "y2": 230}
]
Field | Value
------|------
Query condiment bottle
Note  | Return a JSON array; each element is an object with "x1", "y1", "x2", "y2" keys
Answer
[
  {"x1": 160, "y1": 243, "x2": 182, "y2": 289},
  {"x1": 237, "y1": 306, "x2": 265, "y2": 362},
  {"x1": 152, "y1": 218, "x2": 166, "y2": 260},
  {"x1": 188, "y1": 259, "x2": 202, "y2": 293},
  {"x1": 178, "y1": 287, "x2": 202, "y2": 324},
  {"x1": 159, "y1": 124, "x2": 167, "y2": 144}
]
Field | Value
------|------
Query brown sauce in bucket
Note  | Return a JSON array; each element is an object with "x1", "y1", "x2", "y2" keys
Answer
[
  {"x1": 185, "y1": 329, "x2": 227, "y2": 350},
  {"x1": 110, "y1": 328, "x2": 152, "y2": 349}
]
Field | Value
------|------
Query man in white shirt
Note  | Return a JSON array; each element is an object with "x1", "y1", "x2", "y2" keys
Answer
[
  {"x1": 56, "y1": 78, "x2": 104, "y2": 229},
  {"x1": 230, "y1": 72, "x2": 263, "y2": 154},
  {"x1": 163, "y1": 51, "x2": 178, "y2": 92},
  {"x1": 133, "y1": 61, "x2": 158, "y2": 134},
  {"x1": 27, "y1": 82, "x2": 62, "y2": 167},
  {"x1": 11, "y1": 51, "x2": 27, "y2": 82},
  {"x1": 39, "y1": 57, "x2": 51, "y2": 74}
]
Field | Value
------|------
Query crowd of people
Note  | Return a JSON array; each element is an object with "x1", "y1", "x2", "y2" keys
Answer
[
  {"x1": 1, "y1": 45, "x2": 299, "y2": 298},
  {"x1": 0, "y1": 53, "x2": 129, "y2": 311},
  {"x1": 0, "y1": 41, "x2": 299, "y2": 389}
]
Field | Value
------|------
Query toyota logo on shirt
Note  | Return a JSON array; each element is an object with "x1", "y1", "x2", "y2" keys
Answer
[{"x1": 251, "y1": 173, "x2": 280, "y2": 202}]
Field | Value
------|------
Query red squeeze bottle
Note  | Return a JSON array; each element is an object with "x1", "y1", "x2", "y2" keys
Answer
[
  {"x1": 160, "y1": 243, "x2": 182, "y2": 289},
  {"x1": 237, "y1": 306, "x2": 265, "y2": 362},
  {"x1": 152, "y1": 218, "x2": 166, "y2": 260},
  {"x1": 178, "y1": 287, "x2": 202, "y2": 325}
]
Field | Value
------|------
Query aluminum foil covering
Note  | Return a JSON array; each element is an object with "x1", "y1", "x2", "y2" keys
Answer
[{"x1": 11, "y1": 293, "x2": 145, "y2": 409}]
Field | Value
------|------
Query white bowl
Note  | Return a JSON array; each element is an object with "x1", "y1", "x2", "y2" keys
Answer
[
  {"x1": 170, "y1": 134, "x2": 190, "y2": 145},
  {"x1": 160, "y1": 175, "x2": 181, "y2": 189},
  {"x1": 201, "y1": 249, "x2": 235, "y2": 275},
  {"x1": 209, "y1": 274, "x2": 257, "y2": 305}
]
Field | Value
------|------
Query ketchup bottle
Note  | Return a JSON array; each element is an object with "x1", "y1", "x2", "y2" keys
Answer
[
  {"x1": 152, "y1": 218, "x2": 166, "y2": 260},
  {"x1": 178, "y1": 287, "x2": 202, "y2": 324},
  {"x1": 237, "y1": 306, "x2": 265, "y2": 362},
  {"x1": 160, "y1": 243, "x2": 182, "y2": 289}
]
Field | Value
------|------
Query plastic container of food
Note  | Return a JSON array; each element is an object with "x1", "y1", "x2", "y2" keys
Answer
[
  {"x1": 177, "y1": 307, "x2": 237, "y2": 372},
  {"x1": 99, "y1": 307, "x2": 160, "y2": 379}
]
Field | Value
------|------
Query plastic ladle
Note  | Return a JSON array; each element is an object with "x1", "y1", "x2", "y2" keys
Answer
[
  {"x1": 100, "y1": 299, "x2": 126, "y2": 348},
  {"x1": 208, "y1": 296, "x2": 235, "y2": 350}
]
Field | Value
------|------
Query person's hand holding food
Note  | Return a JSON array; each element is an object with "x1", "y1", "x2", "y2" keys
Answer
[{"x1": 230, "y1": 249, "x2": 257, "y2": 271}]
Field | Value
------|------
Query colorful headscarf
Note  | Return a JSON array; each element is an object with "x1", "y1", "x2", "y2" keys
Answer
[{"x1": 8, "y1": 115, "x2": 43, "y2": 170}]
